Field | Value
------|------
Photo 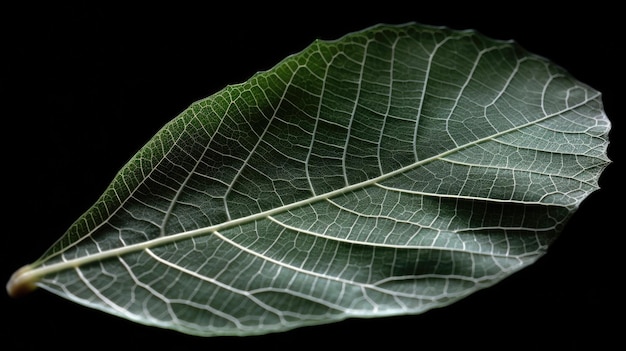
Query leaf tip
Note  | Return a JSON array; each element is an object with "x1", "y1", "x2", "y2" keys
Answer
[{"x1": 6, "y1": 265, "x2": 39, "y2": 298}]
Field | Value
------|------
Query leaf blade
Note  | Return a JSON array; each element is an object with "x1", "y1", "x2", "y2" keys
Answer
[{"x1": 8, "y1": 22, "x2": 611, "y2": 336}]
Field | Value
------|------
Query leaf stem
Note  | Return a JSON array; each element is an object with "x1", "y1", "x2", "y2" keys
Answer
[{"x1": 6, "y1": 265, "x2": 39, "y2": 298}]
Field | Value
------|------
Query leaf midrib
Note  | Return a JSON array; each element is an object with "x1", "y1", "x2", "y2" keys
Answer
[{"x1": 20, "y1": 94, "x2": 596, "y2": 286}]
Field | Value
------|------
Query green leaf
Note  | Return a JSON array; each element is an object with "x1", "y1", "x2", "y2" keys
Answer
[{"x1": 7, "y1": 22, "x2": 611, "y2": 337}]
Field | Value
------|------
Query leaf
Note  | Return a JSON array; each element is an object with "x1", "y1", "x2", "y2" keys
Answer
[{"x1": 7, "y1": 22, "x2": 611, "y2": 337}]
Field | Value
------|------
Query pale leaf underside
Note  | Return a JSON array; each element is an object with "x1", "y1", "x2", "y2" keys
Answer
[{"x1": 8, "y1": 23, "x2": 611, "y2": 336}]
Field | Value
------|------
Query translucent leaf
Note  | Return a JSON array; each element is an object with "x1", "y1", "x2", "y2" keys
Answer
[{"x1": 7, "y1": 22, "x2": 611, "y2": 337}]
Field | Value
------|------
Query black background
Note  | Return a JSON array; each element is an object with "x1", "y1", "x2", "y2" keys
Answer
[{"x1": 2, "y1": 3, "x2": 622, "y2": 350}]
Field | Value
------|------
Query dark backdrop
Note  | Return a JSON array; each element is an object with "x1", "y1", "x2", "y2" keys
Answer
[{"x1": 2, "y1": 3, "x2": 621, "y2": 349}]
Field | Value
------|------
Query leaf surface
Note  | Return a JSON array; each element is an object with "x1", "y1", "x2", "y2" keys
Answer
[{"x1": 7, "y1": 22, "x2": 611, "y2": 336}]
